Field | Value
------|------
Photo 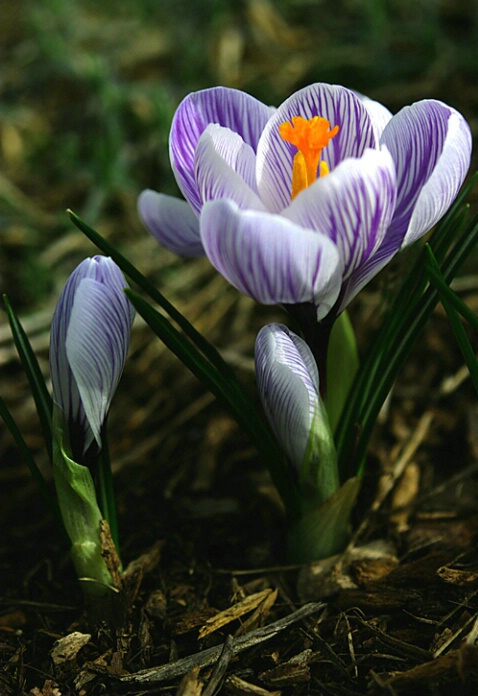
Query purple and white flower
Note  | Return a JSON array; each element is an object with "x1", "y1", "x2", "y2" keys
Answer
[
  {"x1": 50, "y1": 256, "x2": 135, "y2": 456},
  {"x1": 139, "y1": 83, "x2": 472, "y2": 319},
  {"x1": 255, "y1": 323, "x2": 338, "y2": 503}
]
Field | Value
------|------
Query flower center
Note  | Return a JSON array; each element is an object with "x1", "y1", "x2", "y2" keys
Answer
[{"x1": 279, "y1": 116, "x2": 340, "y2": 199}]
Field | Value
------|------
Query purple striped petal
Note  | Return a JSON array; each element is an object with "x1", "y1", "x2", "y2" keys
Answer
[
  {"x1": 66, "y1": 277, "x2": 133, "y2": 451},
  {"x1": 194, "y1": 125, "x2": 266, "y2": 211},
  {"x1": 170, "y1": 87, "x2": 275, "y2": 213},
  {"x1": 339, "y1": 101, "x2": 472, "y2": 310},
  {"x1": 50, "y1": 256, "x2": 134, "y2": 453},
  {"x1": 356, "y1": 93, "x2": 393, "y2": 141},
  {"x1": 380, "y1": 100, "x2": 472, "y2": 251},
  {"x1": 255, "y1": 323, "x2": 320, "y2": 469},
  {"x1": 200, "y1": 199, "x2": 344, "y2": 319},
  {"x1": 256, "y1": 84, "x2": 378, "y2": 213},
  {"x1": 283, "y1": 147, "x2": 397, "y2": 279},
  {"x1": 138, "y1": 189, "x2": 204, "y2": 257}
]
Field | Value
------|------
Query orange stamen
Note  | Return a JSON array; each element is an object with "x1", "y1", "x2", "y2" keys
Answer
[{"x1": 279, "y1": 116, "x2": 339, "y2": 199}]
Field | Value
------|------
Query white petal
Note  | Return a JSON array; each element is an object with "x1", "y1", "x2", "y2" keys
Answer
[
  {"x1": 256, "y1": 83, "x2": 377, "y2": 213},
  {"x1": 403, "y1": 109, "x2": 472, "y2": 246},
  {"x1": 255, "y1": 323, "x2": 320, "y2": 468},
  {"x1": 200, "y1": 199, "x2": 343, "y2": 319},
  {"x1": 194, "y1": 125, "x2": 266, "y2": 211},
  {"x1": 356, "y1": 92, "x2": 393, "y2": 141},
  {"x1": 138, "y1": 190, "x2": 204, "y2": 256},
  {"x1": 284, "y1": 147, "x2": 397, "y2": 279},
  {"x1": 66, "y1": 277, "x2": 133, "y2": 450}
]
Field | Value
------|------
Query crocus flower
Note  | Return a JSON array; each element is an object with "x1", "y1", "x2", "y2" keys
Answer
[
  {"x1": 50, "y1": 256, "x2": 135, "y2": 459},
  {"x1": 255, "y1": 322, "x2": 338, "y2": 505},
  {"x1": 139, "y1": 84, "x2": 472, "y2": 319}
]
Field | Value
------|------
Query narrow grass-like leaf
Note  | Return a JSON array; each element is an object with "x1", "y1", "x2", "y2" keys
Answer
[
  {"x1": 426, "y1": 245, "x2": 478, "y2": 334},
  {"x1": 0, "y1": 394, "x2": 50, "y2": 503},
  {"x1": 0, "y1": 393, "x2": 67, "y2": 540},
  {"x1": 3, "y1": 294, "x2": 53, "y2": 458},
  {"x1": 67, "y1": 209, "x2": 236, "y2": 380},
  {"x1": 427, "y1": 246, "x2": 478, "y2": 395},
  {"x1": 439, "y1": 296, "x2": 478, "y2": 395},
  {"x1": 354, "y1": 213, "x2": 478, "y2": 474},
  {"x1": 336, "y1": 177, "x2": 478, "y2": 479},
  {"x1": 96, "y1": 426, "x2": 120, "y2": 554},
  {"x1": 125, "y1": 288, "x2": 302, "y2": 518}
]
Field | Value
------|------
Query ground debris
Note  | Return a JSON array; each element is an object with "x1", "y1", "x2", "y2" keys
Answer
[
  {"x1": 225, "y1": 674, "x2": 282, "y2": 695},
  {"x1": 29, "y1": 681, "x2": 61, "y2": 696},
  {"x1": 118, "y1": 602, "x2": 326, "y2": 686},
  {"x1": 259, "y1": 648, "x2": 314, "y2": 687},
  {"x1": 371, "y1": 643, "x2": 478, "y2": 693},
  {"x1": 50, "y1": 631, "x2": 91, "y2": 666},
  {"x1": 298, "y1": 539, "x2": 398, "y2": 601},
  {"x1": 199, "y1": 589, "x2": 277, "y2": 639},
  {"x1": 176, "y1": 665, "x2": 203, "y2": 696}
]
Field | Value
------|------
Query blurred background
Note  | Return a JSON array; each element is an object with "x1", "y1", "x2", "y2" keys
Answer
[
  {"x1": 1, "y1": 0, "x2": 477, "y2": 545},
  {"x1": 1, "y1": 0, "x2": 477, "y2": 300}
]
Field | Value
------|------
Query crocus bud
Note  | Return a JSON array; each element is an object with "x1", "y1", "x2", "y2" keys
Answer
[
  {"x1": 50, "y1": 256, "x2": 135, "y2": 460},
  {"x1": 255, "y1": 323, "x2": 339, "y2": 506}
]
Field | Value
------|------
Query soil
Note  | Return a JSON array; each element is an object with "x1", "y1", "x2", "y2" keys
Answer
[
  {"x1": 1, "y1": 292, "x2": 478, "y2": 696},
  {"x1": 2, "y1": 4, "x2": 478, "y2": 692}
]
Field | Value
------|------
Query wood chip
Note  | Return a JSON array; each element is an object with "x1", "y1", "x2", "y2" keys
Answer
[
  {"x1": 259, "y1": 649, "x2": 313, "y2": 687},
  {"x1": 225, "y1": 674, "x2": 281, "y2": 695},
  {"x1": 199, "y1": 589, "x2": 276, "y2": 639},
  {"x1": 176, "y1": 666, "x2": 203, "y2": 696},
  {"x1": 50, "y1": 631, "x2": 91, "y2": 666},
  {"x1": 119, "y1": 602, "x2": 326, "y2": 686}
]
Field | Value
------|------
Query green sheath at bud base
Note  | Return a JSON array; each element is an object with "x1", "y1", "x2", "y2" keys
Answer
[{"x1": 287, "y1": 477, "x2": 361, "y2": 563}]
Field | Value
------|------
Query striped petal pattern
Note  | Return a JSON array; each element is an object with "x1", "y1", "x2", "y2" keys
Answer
[
  {"x1": 255, "y1": 323, "x2": 339, "y2": 502},
  {"x1": 200, "y1": 199, "x2": 343, "y2": 320},
  {"x1": 140, "y1": 83, "x2": 472, "y2": 320},
  {"x1": 283, "y1": 147, "x2": 397, "y2": 280},
  {"x1": 138, "y1": 190, "x2": 204, "y2": 256},
  {"x1": 255, "y1": 323, "x2": 322, "y2": 470},
  {"x1": 50, "y1": 256, "x2": 135, "y2": 456},
  {"x1": 170, "y1": 87, "x2": 275, "y2": 214},
  {"x1": 256, "y1": 84, "x2": 378, "y2": 213}
]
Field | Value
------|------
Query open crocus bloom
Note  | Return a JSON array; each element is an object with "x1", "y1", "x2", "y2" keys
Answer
[
  {"x1": 50, "y1": 256, "x2": 135, "y2": 458},
  {"x1": 139, "y1": 83, "x2": 472, "y2": 319}
]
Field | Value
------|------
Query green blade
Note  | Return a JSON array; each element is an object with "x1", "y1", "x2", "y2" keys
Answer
[
  {"x1": 126, "y1": 288, "x2": 302, "y2": 518},
  {"x1": 426, "y1": 245, "x2": 478, "y2": 334},
  {"x1": 426, "y1": 246, "x2": 478, "y2": 395},
  {"x1": 335, "y1": 177, "x2": 478, "y2": 479},
  {"x1": 67, "y1": 209, "x2": 235, "y2": 379},
  {"x1": 0, "y1": 393, "x2": 66, "y2": 540},
  {"x1": 3, "y1": 294, "x2": 53, "y2": 458}
]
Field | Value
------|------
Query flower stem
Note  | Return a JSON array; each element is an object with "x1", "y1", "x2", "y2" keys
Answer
[
  {"x1": 96, "y1": 426, "x2": 121, "y2": 557},
  {"x1": 284, "y1": 303, "x2": 336, "y2": 398}
]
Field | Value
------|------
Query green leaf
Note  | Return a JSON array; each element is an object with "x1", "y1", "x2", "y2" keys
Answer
[
  {"x1": 0, "y1": 393, "x2": 66, "y2": 537},
  {"x1": 336, "y1": 176, "x2": 478, "y2": 480},
  {"x1": 67, "y1": 209, "x2": 235, "y2": 378},
  {"x1": 287, "y1": 476, "x2": 361, "y2": 562},
  {"x1": 3, "y1": 294, "x2": 53, "y2": 457},
  {"x1": 426, "y1": 245, "x2": 478, "y2": 334},
  {"x1": 125, "y1": 288, "x2": 302, "y2": 519},
  {"x1": 52, "y1": 407, "x2": 116, "y2": 593},
  {"x1": 96, "y1": 426, "x2": 120, "y2": 554},
  {"x1": 325, "y1": 310, "x2": 359, "y2": 433},
  {"x1": 426, "y1": 246, "x2": 478, "y2": 396}
]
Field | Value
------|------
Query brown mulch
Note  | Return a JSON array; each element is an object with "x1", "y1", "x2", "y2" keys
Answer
[
  {"x1": 1, "y1": 288, "x2": 478, "y2": 696},
  {"x1": 2, "y1": 2, "x2": 478, "y2": 694}
]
